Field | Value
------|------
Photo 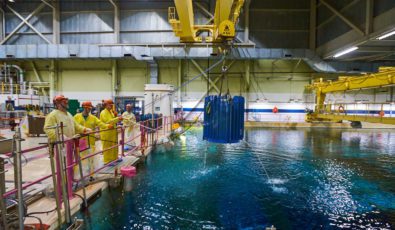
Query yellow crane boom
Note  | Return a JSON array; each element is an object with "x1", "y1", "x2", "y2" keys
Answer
[
  {"x1": 168, "y1": 0, "x2": 244, "y2": 43},
  {"x1": 306, "y1": 67, "x2": 395, "y2": 125}
]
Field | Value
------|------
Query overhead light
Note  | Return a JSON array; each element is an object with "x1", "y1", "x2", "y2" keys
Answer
[
  {"x1": 377, "y1": 30, "x2": 395, "y2": 40},
  {"x1": 333, "y1": 47, "x2": 358, "y2": 58},
  {"x1": 8, "y1": 0, "x2": 15, "y2": 2}
]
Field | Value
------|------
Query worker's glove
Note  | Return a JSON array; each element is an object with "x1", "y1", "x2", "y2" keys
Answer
[
  {"x1": 118, "y1": 116, "x2": 123, "y2": 121},
  {"x1": 108, "y1": 124, "x2": 114, "y2": 129},
  {"x1": 84, "y1": 128, "x2": 92, "y2": 133}
]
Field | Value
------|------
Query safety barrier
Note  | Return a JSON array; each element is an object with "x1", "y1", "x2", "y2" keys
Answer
[
  {"x1": 318, "y1": 102, "x2": 395, "y2": 117},
  {"x1": 0, "y1": 114, "x2": 176, "y2": 228}
]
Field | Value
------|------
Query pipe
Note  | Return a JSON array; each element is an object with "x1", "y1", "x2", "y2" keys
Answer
[
  {"x1": 29, "y1": 81, "x2": 50, "y2": 88},
  {"x1": 28, "y1": 82, "x2": 50, "y2": 95},
  {"x1": 2, "y1": 64, "x2": 26, "y2": 94},
  {"x1": 10, "y1": 77, "x2": 13, "y2": 95},
  {"x1": 9, "y1": 64, "x2": 25, "y2": 94},
  {"x1": 14, "y1": 127, "x2": 25, "y2": 230},
  {"x1": 4, "y1": 64, "x2": 8, "y2": 84}
]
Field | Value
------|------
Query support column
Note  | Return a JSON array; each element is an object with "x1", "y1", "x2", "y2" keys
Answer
[
  {"x1": 245, "y1": 61, "x2": 250, "y2": 120},
  {"x1": 110, "y1": 0, "x2": 120, "y2": 43},
  {"x1": 112, "y1": 60, "x2": 118, "y2": 97},
  {"x1": 244, "y1": 0, "x2": 251, "y2": 43},
  {"x1": 149, "y1": 61, "x2": 158, "y2": 84},
  {"x1": 178, "y1": 59, "x2": 182, "y2": 108},
  {"x1": 53, "y1": 0, "x2": 60, "y2": 44},
  {"x1": 50, "y1": 60, "x2": 58, "y2": 100},
  {"x1": 309, "y1": 0, "x2": 317, "y2": 50},
  {"x1": 0, "y1": 9, "x2": 4, "y2": 41},
  {"x1": 31, "y1": 61, "x2": 48, "y2": 96},
  {"x1": 365, "y1": 0, "x2": 373, "y2": 35}
]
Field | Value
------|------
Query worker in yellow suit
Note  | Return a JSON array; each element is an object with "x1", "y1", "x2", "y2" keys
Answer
[
  {"x1": 100, "y1": 99, "x2": 123, "y2": 164},
  {"x1": 122, "y1": 104, "x2": 137, "y2": 149},
  {"x1": 44, "y1": 95, "x2": 91, "y2": 142},
  {"x1": 74, "y1": 101, "x2": 112, "y2": 178},
  {"x1": 44, "y1": 95, "x2": 92, "y2": 195}
]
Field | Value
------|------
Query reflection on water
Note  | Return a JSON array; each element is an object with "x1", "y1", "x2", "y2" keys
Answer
[{"x1": 78, "y1": 128, "x2": 395, "y2": 230}]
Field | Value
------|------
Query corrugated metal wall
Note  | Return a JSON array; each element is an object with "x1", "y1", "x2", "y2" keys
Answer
[{"x1": 1, "y1": 0, "x2": 394, "y2": 50}]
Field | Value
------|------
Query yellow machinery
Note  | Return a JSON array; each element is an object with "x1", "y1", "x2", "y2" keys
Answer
[
  {"x1": 168, "y1": 0, "x2": 244, "y2": 43},
  {"x1": 306, "y1": 67, "x2": 395, "y2": 125}
]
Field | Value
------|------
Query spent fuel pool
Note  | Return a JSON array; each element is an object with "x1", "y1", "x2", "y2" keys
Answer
[{"x1": 77, "y1": 127, "x2": 395, "y2": 229}]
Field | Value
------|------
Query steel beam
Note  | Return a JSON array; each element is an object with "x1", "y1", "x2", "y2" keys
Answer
[
  {"x1": 112, "y1": 60, "x2": 118, "y2": 97},
  {"x1": 368, "y1": 52, "x2": 395, "y2": 62},
  {"x1": 41, "y1": 0, "x2": 54, "y2": 9},
  {"x1": 178, "y1": 59, "x2": 182, "y2": 108},
  {"x1": 31, "y1": 61, "x2": 48, "y2": 96},
  {"x1": 343, "y1": 53, "x2": 388, "y2": 61},
  {"x1": 244, "y1": 0, "x2": 251, "y2": 43},
  {"x1": 365, "y1": 0, "x2": 373, "y2": 35},
  {"x1": 109, "y1": 0, "x2": 120, "y2": 43},
  {"x1": 244, "y1": 60, "x2": 250, "y2": 91},
  {"x1": 185, "y1": 60, "x2": 236, "y2": 120},
  {"x1": 0, "y1": 9, "x2": 4, "y2": 41},
  {"x1": 309, "y1": 0, "x2": 317, "y2": 50},
  {"x1": 0, "y1": 3, "x2": 47, "y2": 45},
  {"x1": 244, "y1": 60, "x2": 250, "y2": 116},
  {"x1": 194, "y1": 2, "x2": 214, "y2": 19},
  {"x1": 317, "y1": 0, "x2": 360, "y2": 29},
  {"x1": 53, "y1": 0, "x2": 60, "y2": 44},
  {"x1": 194, "y1": 2, "x2": 214, "y2": 36},
  {"x1": 358, "y1": 46, "x2": 395, "y2": 53},
  {"x1": 7, "y1": 6, "x2": 52, "y2": 44},
  {"x1": 49, "y1": 60, "x2": 58, "y2": 99},
  {"x1": 319, "y1": 0, "x2": 364, "y2": 35},
  {"x1": 0, "y1": 45, "x2": 394, "y2": 73},
  {"x1": 318, "y1": 7, "x2": 395, "y2": 59},
  {"x1": 191, "y1": 59, "x2": 220, "y2": 93}
]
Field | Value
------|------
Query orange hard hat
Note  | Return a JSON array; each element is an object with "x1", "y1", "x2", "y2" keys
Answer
[
  {"x1": 53, "y1": 95, "x2": 68, "y2": 104},
  {"x1": 82, "y1": 101, "x2": 93, "y2": 108},
  {"x1": 103, "y1": 99, "x2": 114, "y2": 105}
]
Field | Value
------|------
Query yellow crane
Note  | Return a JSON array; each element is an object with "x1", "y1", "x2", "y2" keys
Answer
[
  {"x1": 306, "y1": 67, "x2": 395, "y2": 125},
  {"x1": 168, "y1": 0, "x2": 244, "y2": 43}
]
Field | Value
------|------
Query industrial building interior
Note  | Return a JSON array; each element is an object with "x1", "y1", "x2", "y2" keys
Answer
[{"x1": 0, "y1": 0, "x2": 394, "y2": 229}]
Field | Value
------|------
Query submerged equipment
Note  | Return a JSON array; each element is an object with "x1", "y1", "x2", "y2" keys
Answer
[{"x1": 203, "y1": 95, "x2": 244, "y2": 143}]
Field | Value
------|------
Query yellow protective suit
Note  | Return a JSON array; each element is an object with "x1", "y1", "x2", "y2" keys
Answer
[
  {"x1": 74, "y1": 113, "x2": 109, "y2": 175},
  {"x1": 122, "y1": 111, "x2": 137, "y2": 145},
  {"x1": 44, "y1": 109, "x2": 87, "y2": 142},
  {"x1": 100, "y1": 108, "x2": 120, "y2": 164}
]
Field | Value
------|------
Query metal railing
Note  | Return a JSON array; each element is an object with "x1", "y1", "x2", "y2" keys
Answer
[
  {"x1": 319, "y1": 102, "x2": 395, "y2": 117},
  {"x1": 0, "y1": 114, "x2": 177, "y2": 229}
]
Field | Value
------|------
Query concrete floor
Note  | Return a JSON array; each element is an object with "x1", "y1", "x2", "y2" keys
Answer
[{"x1": 0, "y1": 125, "x2": 170, "y2": 229}]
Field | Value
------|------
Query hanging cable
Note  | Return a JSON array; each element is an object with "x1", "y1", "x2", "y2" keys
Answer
[{"x1": 143, "y1": 55, "x2": 226, "y2": 110}]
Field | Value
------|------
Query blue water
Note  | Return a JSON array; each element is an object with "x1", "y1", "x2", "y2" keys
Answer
[{"x1": 78, "y1": 128, "x2": 395, "y2": 229}]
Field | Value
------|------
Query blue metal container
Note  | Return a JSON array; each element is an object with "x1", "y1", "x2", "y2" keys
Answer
[{"x1": 203, "y1": 95, "x2": 244, "y2": 143}]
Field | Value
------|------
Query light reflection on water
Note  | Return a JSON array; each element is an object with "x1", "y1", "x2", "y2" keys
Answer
[{"x1": 78, "y1": 128, "x2": 395, "y2": 230}]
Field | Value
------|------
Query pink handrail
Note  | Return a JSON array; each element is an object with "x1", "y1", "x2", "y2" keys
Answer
[{"x1": 1, "y1": 115, "x2": 173, "y2": 199}]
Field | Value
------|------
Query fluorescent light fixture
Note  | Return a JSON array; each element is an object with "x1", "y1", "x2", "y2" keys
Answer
[
  {"x1": 333, "y1": 47, "x2": 358, "y2": 58},
  {"x1": 377, "y1": 30, "x2": 395, "y2": 40}
]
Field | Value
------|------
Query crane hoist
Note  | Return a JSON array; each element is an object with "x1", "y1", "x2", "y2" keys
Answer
[
  {"x1": 168, "y1": 0, "x2": 244, "y2": 43},
  {"x1": 306, "y1": 67, "x2": 395, "y2": 125}
]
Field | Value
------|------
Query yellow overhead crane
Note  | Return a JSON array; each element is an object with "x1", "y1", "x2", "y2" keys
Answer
[
  {"x1": 168, "y1": 0, "x2": 244, "y2": 43},
  {"x1": 306, "y1": 67, "x2": 395, "y2": 125}
]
